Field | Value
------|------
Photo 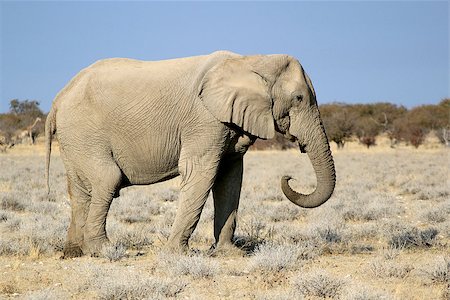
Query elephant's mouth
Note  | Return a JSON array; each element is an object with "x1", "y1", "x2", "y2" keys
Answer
[
  {"x1": 282, "y1": 130, "x2": 296, "y2": 142},
  {"x1": 299, "y1": 143, "x2": 306, "y2": 153}
]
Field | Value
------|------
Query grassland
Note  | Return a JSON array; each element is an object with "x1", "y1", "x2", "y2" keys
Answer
[{"x1": 0, "y1": 141, "x2": 449, "y2": 299}]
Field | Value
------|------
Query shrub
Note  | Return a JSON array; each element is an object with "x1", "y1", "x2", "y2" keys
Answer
[
  {"x1": 292, "y1": 270, "x2": 346, "y2": 298},
  {"x1": 102, "y1": 242, "x2": 127, "y2": 262},
  {"x1": 1, "y1": 194, "x2": 25, "y2": 211},
  {"x1": 158, "y1": 188, "x2": 179, "y2": 202},
  {"x1": 249, "y1": 242, "x2": 304, "y2": 272},
  {"x1": 96, "y1": 275, "x2": 186, "y2": 300},
  {"x1": 234, "y1": 218, "x2": 273, "y2": 252},
  {"x1": 421, "y1": 256, "x2": 450, "y2": 284},
  {"x1": 388, "y1": 226, "x2": 438, "y2": 249},
  {"x1": 315, "y1": 225, "x2": 343, "y2": 244},
  {"x1": 423, "y1": 208, "x2": 447, "y2": 224},
  {"x1": 267, "y1": 204, "x2": 302, "y2": 222},
  {"x1": 381, "y1": 246, "x2": 401, "y2": 260},
  {"x1": 342, "y1": 284, "x2": 392, "y2": 300},
  {"x1": 369, "y1": 258, "x2": 413, "y2": 279},
  {"x1": 158, "y1": 252, "x2": 219, "y2": 279}
]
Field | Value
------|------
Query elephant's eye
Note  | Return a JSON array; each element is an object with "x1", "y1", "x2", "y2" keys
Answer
[{"x1": 295, "y1": 95, "x2": 303, "y2": 102}]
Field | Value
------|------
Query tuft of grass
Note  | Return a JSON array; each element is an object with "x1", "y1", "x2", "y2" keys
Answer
[
  {"x1": 292, "y1": 269, "x2": 346, "y2": 298},
  {"x1": 381, "y1": 246, "x2": 401, "y2": 260},
  {"x1": 342, "y1": 204, "x2": 391, "y2": 222},
  {"x1": 102, "y1": 242, "x2": 127, "y2": 262},
  {"x1": 94, "y1": 272, "x2": 186, "y2": 299},
  {"x1": 388, "y1": 226, "x2": 438, "y2": 249},
  {"x1": 0, "y1": 210, "x2": 8, "y2": 222},
  {"x1": 108, "y1": 221, "x2": 153, "y2": 250},
  {"x1": 315, "y1": 224, "x2": 343, "y2": 244},
  {"x1": 249, "y1": 242, "x2": 304, "y2": 272},
  {"x1": 342, "y1": 284, "x2": 392, "y2": 300},
  {"x1": 234, "y1": 218, "x2": 274, "y2": 253},
  {"x1": 1, "y1": 194, "x2": 25, "y2": 211},
  {"x1": 267, "y1": 204, "x2": 303, "y2": 222},
  {"x1": 174, "y1": 255, "x2": 219, "y2": 278},
  {"x1": 420, "y1": 256, "x2": 450, "y2": 284},
  {"x1": 423, "y1": 208, "x2": 448, "y2": 224},
  {"x1": 369, "y1": 258, "x2": 413, "y2": 279},
  {"x1": 350, "y1": 243, "x2": 374, "y2": 254},
  {"x1": 158, "y1": 188, "x2": 179, "y2": 202},
  {"x1": 158, "y1": 252, "x2": 219, "y2": 278},
  {"x1": 0, "y1": 212, "x2": 21, "y2": 231}
]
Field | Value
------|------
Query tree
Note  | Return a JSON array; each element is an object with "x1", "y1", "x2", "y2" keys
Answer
[
  {"x1": 393, "y1": 110, "x2": 429, "y2": 148},
  {"x1": 434, "y1": 99, "x2": 450, "y2": 146},
  {"x1": 354, "y1": 116, "x2": 380, "y2": 148},
  {"x1": 320, "y1": 103, "x2": 356, "y2": 149},
  {"x1": 9, "y1": 99, "x2": 42, "y2": 117}
]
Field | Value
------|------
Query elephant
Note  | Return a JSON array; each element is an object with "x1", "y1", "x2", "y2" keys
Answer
[{"x1": 45, "y1": 50, "x2": 336, "y2": 257}]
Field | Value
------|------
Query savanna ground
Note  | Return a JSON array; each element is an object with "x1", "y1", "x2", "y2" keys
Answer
[{"x1": 0, "y1": 137, "x2": 449, "y2": 299}]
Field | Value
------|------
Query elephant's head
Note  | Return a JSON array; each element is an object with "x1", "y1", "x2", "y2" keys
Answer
[{"x1": 199, "y1": 54, "x2": 335, "y2": 208}]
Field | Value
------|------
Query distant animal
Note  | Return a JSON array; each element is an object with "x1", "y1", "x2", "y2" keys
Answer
[
  {"x1": 0, "y1": 131, "x2": 13, "y2": 153},
  {"x1": 11, "y1": 117, "x2": 42, "y2": 145},
  {"x1": 46, "y1": 51, "x2": 336, "y2": 258}
]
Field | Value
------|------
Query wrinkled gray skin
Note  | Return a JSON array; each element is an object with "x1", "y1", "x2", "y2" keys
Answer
[{"x1": 45, "y1": 51, "x2": 335, "y2": 257}]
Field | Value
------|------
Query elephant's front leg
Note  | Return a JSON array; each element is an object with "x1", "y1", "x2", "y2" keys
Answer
[
  {"x1": 166, "y1": 158, "x2": 218, "y2": 252},
  {"x1": 212, "y1": 154, "x2": 243, "y2": 250}
]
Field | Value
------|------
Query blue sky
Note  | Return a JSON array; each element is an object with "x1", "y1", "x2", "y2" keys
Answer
[{"x1": 0, "y1": 1, "x2": 448, "y2": 113}]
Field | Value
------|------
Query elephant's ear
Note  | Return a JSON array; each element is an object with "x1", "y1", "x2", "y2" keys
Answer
[{"x1": 199, "y1": 57, "x2": 275, "y2": 139}]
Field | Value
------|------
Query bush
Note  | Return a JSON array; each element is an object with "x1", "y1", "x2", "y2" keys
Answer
[
  {"x1": 292, "y1": 270, "x2": 346, "y2": 298},
  {"x1": 158, "y1": 252, "x2": 219, "y2": 278},
  {"x1": 96, "y1": 274, "x2": 186, "y2": 299},
  {"x1": 423, "y1": 208, "x2": 447, "y2": 224},
  {"x1": 421, "y1": 256, "x2": 450, "y2": 284},
  {"x1": 1, "y1": 194, "x2": 26, "y2": 211},
  {"x1": 342, "y1": 284, "x2": 392, "y2": 300},
  {"x1": 369, "y1": 258, "x2": 413, "y2": 279},
  {"x1": 102, "y1": 242, "x2": 127, "y2": 262},
  {"x1": 249, "y1": 242, "x2": 304, "y2": 272},
  {"x1": 388, "y1": 226, "x2": 438, "y2": 249}
]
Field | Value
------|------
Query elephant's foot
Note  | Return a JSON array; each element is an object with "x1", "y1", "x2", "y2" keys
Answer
[
  {"x1": 62, "y1": 243, "x2": 84, "y2": 259},
  {"x1": 208, "y1": 242, "x2": 246, "y2": 257},
  {"x1": 83, "y1": 237, "x2": 110, "y2": 257}
]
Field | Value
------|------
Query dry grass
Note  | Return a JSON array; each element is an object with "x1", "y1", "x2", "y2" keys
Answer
[{"x1": 0, "y1": 141, "x2": 449, "y2": 299}]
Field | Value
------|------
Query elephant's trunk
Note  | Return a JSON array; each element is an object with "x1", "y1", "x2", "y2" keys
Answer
[{"x1": 281, "y1": 128, "x2": 336, "y2": 208}]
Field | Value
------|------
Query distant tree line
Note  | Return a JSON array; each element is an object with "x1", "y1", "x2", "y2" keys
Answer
[
  {"x1": 320, "y1": 99, "x2": 449, "y2": 149},
  {"x1": 0, "y1": 99, "x2": 448, "y2": 150}
]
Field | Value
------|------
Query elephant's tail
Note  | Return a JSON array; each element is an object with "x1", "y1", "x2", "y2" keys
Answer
[{"x1": 45, "y1": 104, "x2": 57, "y2": 195}]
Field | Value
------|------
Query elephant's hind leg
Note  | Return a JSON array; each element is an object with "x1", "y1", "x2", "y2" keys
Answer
[
  {"x1": 83, "y1": 163, "x2": 122, "y2": 256},
  {"x1": 63, "y1": 177, "x2": 91, "y2": 258}
]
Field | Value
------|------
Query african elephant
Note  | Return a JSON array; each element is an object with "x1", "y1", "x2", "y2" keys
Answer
[{"x1": 45, "y1": 50, "x2": 336, "y2": 257}]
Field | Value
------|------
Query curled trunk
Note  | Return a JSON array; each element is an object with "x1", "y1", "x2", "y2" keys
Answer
[{"x1": 281, "y1": 140, "x2": 336, "y2": 208}]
